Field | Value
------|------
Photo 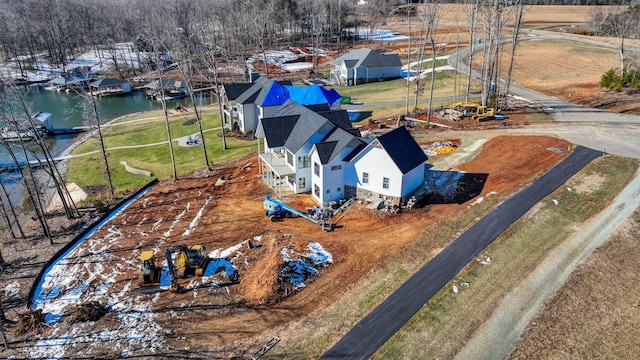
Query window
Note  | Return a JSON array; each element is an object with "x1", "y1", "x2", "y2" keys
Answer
[
  {"x1": 286, "y1": 151, "x2": 293, "y2": 166},
  {"x1": 383, "y1": 177, "x2": 390, "y2": 189},
  {"x1": 337, "y1": 187, "x2": 341, "y2": 192},
  {"x1": 298, "y1": 177, "x2": 305, "y2": 189},
  {"x1": 314, "y1": 185, "x2": 320, "y2": 196},
  {"x1": 362, "y1": 172, "x2": 369, "y2": 184},
  {"x1": 331, "y1": 165, "x2": 342, "y2": 171},
  {"x1": 314, "y1": 162, "x2": 320, "y2": 176},
  {"x1": 298, "y1": 156, "x2": 311, "y2": 168},
  {"x1": 326, "y1": 189, "x2": 331, "y2": 194}
]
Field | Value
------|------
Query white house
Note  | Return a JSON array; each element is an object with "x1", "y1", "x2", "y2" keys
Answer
[
  {"x1": 228, "y1": 77, "x2": 342, "y2": 134},
  {"x1": 256, "y1": 101, "x2": 358, "y2": 197},
  {"x1": 345, "y1": 126, "x2": 427, "y2": 204},
  {"x1": 257, "y1": 101, "x2": 427, "y2": 206},
  {"x1": 331, "y1": 48, "x2": 402, "y2": 86}
]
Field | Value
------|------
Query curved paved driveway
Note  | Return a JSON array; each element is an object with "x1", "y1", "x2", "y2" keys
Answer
[{"x1": 321, "y1": 146, "x2": 601, "y2": 359}]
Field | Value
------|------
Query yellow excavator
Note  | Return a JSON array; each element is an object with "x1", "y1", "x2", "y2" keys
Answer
[
  {"x1": 135, "y1": 249, "x2": 182, "y2": 294},
  {"x1": 138, "y1": 250, "x2": 161, "y2": 288},
  {"x1": 443, "y1": 102, "x2": 496, "y2": 121},
  {"x1": 173, "y1": 244, "x2": 210, "y2": 278}
]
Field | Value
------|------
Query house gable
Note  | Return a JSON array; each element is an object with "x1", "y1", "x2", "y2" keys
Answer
[
  {"x1": 376, "y1": 126, "x2": 427, "y2": 174},
  {"x1": 259, "y1": 115, "x2": 300, "y2": 148},
  {"x1": 222, "y1": 83, "x2": 254, "y2": 101}
]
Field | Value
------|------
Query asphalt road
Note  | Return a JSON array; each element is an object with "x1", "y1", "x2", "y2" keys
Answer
[
  {"x1": 447, "y1": 32, "x2": 640, "y2": 159},
  {"x1": 321, "y1": 146, "x2": 601, "y2": 359}
]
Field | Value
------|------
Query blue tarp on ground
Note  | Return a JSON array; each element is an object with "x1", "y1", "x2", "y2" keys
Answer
[{"x1": 260, "y1": 81, "x2": 343, "y2": 107}]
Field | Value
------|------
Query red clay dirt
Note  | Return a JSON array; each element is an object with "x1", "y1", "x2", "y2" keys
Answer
[{"x1": 2, "y1": 135, "x2": 571, "y2": 358}]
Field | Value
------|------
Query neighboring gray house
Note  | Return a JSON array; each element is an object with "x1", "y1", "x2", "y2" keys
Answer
[
  {"x1": 227, "y1": 77, "x2": 342, "y2": 135},
  {"x1": 221, "y1": 82, "x2": 254, "y2": 130},
  {"x1": 331, "y1": 48, "x2": 402, "y2": 86}
]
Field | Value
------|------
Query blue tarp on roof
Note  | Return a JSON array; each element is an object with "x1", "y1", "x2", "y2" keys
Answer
[
  {"x1": 321, "y1": 87, "x2": 342, "y2": 106},
  {"x1": 261, "y1": 81, "x2": 290, "y2": 107},
  {"x1": 261, "y1": 82, "x2": 343, "y2": 107},
  {"x1": 287, "y1": 84, "x2": 342, "y2": 106}
]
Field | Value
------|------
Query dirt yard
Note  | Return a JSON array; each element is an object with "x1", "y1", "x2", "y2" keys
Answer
[{"x1": 1, "y1": 134, "x2": 570, "y2": 359}]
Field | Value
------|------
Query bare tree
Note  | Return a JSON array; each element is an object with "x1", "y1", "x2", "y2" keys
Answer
[
  {"x1": 0, "y1": 109, "x2": 52, "y2": 242},
  {"x1": 0, "y1": 86, "x2": 52, "y2": 242},
  {"x1": 72, "y1": 79, "x2": 115, "y2": 197},
  {"x1": 8, "y1": 86, "x2": 79, "y2": 219},
  {"x1": 464, "y1": 0, "x2": 479, "y2": 104},
  {"x1": 503, "y1": 0, "x2": 526, "y2": 105},
  {"x1": 0, "y1": 175, "x2": 25, "y2": 239},
  {"x1": 606, "y1": 8, "x2": 635, "y2": 74},
  {"x1": 424, "y1": 1, "x2": 442, "y2": 124}
]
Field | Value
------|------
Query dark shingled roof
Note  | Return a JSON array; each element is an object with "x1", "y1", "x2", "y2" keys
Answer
[
  {"x1": 90, "y1": 78, "x2": 128, "y2": 87},
  {"x1": 305, "y1": 104, "x2": 331, "y2": 113},
  {"x1": 319, "y1": 110, "x2": 352, "y2": 132},
  {"x1": 376, "y1": 126, "x2": 427, "y2": 174},
  {"x1": 315, "y1": 127, "x2": 367, "y2": 165},
  {"x1": 315, "y1": 141, "x2": 338, "y2": 164},
  {"x1": 259, "y1": 115, "x2": 300, "y2": 148},
  {"x1": 223, "y1": 83, "x2": 254, "y2": 101},
  {"x1": 332, "y1": 48, "x2": 402, "y2": 69},
  {"x1": 235, "y1": 77, "x2": 271, "y2": 104}
]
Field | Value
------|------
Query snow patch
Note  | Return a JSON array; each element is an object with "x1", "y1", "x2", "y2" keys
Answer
[
  {"x1": 182, "y1": 198, "x2": 210, "y2": 236},
  {"x1": 3, "y1": 280, "x2": 20, "y2": 298},
  {"x1": 280, "y1": 241, "x2": 333, "y2": 289}
]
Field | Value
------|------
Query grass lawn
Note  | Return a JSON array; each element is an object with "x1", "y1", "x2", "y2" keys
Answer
[
  {"x1": 67, "y1": 109, "x2": 257, "y2": 192},
  {"x1": 333, "y1": 71, "x2": 481, "y2": 104}
]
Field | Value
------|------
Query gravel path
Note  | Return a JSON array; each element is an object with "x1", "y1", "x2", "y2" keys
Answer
[{"x1": 455, "y1": 169, "x2": 640, "y2": 359}]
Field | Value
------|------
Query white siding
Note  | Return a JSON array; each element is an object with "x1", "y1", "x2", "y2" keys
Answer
[
  {"x1": 239, "y1": 104, "x2": 257, "y2": 133},
  {"x1": 352, "y1": 146, "x2": 403, "y2": 197},
  {"x1": 310, "y1": 151, "x2": 323, "y2": 203},
  {"x1": 260, "y1": 105, "x2": 280, "y2": 119},
  {"x1": 293, "y1": 149, "x2": 312, "y2": 194},
  {"x1": 401, "y1": 163, "x2": 425, "y2": 196}
]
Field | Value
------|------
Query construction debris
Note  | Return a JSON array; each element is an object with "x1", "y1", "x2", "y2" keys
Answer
[
  {"x1": 13, "y1": 309, "x2": 51, "y2": 336},
  {"x1": 70, "y1": 301, "x2": 110, "y2": 323},
  {"x1": 249, "y1": 336, "x2": 281, "y2": 359},
  {"x1": 424, "y1": 141, "x2": 459, "y2": 157}
]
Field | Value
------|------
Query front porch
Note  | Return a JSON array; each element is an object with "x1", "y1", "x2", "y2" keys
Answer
[
  {"x1": 223, "y1": 105, "x2": 239, "y2": 130},
  {"x1": 258, "y1": 152, "x2": 296, "y2": 198}
]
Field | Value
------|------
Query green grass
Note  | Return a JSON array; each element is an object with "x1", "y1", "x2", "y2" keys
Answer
[
  {"x1": 67, "y1": 109, "x2": 257, "y2": 192},
  {"x1": 333, "y1": 72, "x2": 479, "y2": 104}
]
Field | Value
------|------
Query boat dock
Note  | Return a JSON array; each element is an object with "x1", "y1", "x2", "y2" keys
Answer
[
  {"x1": 46, "y1": 126, "x2": 92, "y2": 135},
  {"x1": 0, "y1": 159, "x2": 60, "y2": 173}
]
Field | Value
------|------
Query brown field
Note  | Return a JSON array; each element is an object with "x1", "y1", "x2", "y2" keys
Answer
[{"x1": 510, "y1": 208, "x2": 640, "y2": 359}]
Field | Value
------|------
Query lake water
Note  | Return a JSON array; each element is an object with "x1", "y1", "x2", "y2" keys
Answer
[
  {"x1": 1, "y1": 87, "x2": 213, "y2": 164},
  {"x1": 0, "y1": 87, "x2": 211, "y2": 205}
]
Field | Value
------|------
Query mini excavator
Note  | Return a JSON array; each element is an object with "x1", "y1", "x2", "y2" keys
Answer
[
  {"x1": 134, "y1": 249, "x2": 182, "y2": 294},
  {"x1": 171, "y1": 244, "x2": 210, "y2": 278}
]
